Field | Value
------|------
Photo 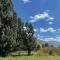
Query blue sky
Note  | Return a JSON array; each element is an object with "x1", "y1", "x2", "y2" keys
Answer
[{"x1": 12, "y1": 0, "x2": 60, "y2": 42}]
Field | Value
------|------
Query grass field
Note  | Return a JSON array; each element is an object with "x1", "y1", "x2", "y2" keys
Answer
[
  {"x1": 0, "y1": 56, "x2": 60, "y2": 60},
  {"x1": 0, "y1": 51, "x2": 60, "y2": 60}
]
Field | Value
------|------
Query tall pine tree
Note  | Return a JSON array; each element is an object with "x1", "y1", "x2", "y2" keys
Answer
[{"x1": 0, "y1": 0, "x2": 18, "y2": 56}]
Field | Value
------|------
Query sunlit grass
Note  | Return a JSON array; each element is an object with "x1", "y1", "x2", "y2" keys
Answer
[
  {"x1": 0, "y1": 56, "x2": 60, "y2": 60},
  {"x1": 0, "y1": 51, "x2": 60, "y2": 60}
]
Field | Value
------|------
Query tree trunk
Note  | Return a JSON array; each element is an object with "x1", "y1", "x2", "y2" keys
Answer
[{"x1": 28, "y1": 47, "x2": 31, "y2": 56}]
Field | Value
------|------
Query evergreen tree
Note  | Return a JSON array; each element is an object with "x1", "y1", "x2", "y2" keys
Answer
[
  {"x1": 0, "y1": 0, "x2": 18, "y2": 56},
  {"x1": 0, "y1": 0, "x2": 36, "y2": 56},
  {"x1": 15, "y1": 18, "x2": 24, "y2": 51},
  {"x1": 22, "y1": 23, "x2": 35, "y2": 55}
]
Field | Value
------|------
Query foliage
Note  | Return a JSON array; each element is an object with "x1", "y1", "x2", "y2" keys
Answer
[
  {"x1": 22, "y1": 23, "x2": 35, "y2": 55},
  {"x1": 0, "y1": 0, "x2": 18, "y2": 56},
  {"x1": 0, "y1": 0, "x2": 36, "y2": 56}
]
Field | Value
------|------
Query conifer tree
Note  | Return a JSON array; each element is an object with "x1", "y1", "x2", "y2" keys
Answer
[
  {"x1": 22, "y1": 23, "x2": 35, "y2": 55},
  {"x1": 0, "y1": 0, "x2": 18, "y2": 56}
]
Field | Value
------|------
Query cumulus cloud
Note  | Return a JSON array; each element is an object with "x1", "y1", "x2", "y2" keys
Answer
[
  {"x1": 37, "y1": 36, "x2": 60, "y2": 42},
  {"x1": 33, "y1": 27, "x2": 60, "y2": 33},
  {"x1": 49, "y1": 22, "x2": 53, "y2": 24},
  {"x1": 29, "y1": 11, "x2": 54, "y2": 22},
  {"x1": 22, "y1": 0, "x2": 31, "y2": 3},
  {"x1": 40, "y1": 28, "x2": 48, "y2": 32},
  {"x1": 34, "y1": 28, "x2": 38, "y2": 32},
  {"x1": 44, "y1": 37, "x2": 60, "y2": 42},
  {"x1": 47, "y1": 17, "x2": 54, "y2": 21},
  {"x1": 40, "y1": 27, "x2": 56, "y2": 33}
]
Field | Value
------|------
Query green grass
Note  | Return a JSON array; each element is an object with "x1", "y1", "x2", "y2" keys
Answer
[
  {"x1": 0, "y1": 51, "x2": 60, "y2": 60},
  {"x1": 0, "y1": 56, "x2": 60, "y2": 60}
]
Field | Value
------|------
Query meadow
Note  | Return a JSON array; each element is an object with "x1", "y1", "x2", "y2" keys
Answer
[
  {"x1": 0, "y1": 51, "x2": 60, "y2": 60},
  {"x1": 0, "y1": 55, "x2": 60, "y2": 60}
]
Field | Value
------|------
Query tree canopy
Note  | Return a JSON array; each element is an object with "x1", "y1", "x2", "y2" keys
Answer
[{"x1": 0, "y1": 0, "x2": 36, "y2": 56}]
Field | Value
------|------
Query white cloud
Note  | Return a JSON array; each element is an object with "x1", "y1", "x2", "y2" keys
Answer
[
  {"x1": 29, "y1": 11, "x2": 54, "y2": 22},
  {"x1": 44, "y1": 37, "x2": 60, "y2": 42},
  {"x1": 44, "y1": 38, "x2": 55, "y2": 42},
  {"x1": 40, "y1": 27, "x2": 56, "y2": 33},
  {"x1": 22, "y1": 0, "x2": 31, "y2": 3},
  {"x1": 34, "y1": 28, "x2": 38, "y2": 32},
  {"x1": 49, "y1": 22, "x2": 53, "y2": 24},
  {"x1": 47, "y1": 17, "x2": 54, "y2": 21},
  {"x1": 40, "y1": 28, "x2": 48, "y2": 32},
  {"x1": 48, "y1": 17, "x2": 54, "y2": 20},
  {"x1": 29, "y1": 20, "x2": 36, "y2": 22},
  {"x1": 37, "y1": 36, "x2": 60, "y2": 42}
]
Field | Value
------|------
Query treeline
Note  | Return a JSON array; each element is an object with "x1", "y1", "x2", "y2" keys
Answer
[
  {"x1": 0, "y1": 0, "x2": 36, "y2": 56},
  {"x1": 36, "y1": 42, "x2": 60, "y2": 56}
]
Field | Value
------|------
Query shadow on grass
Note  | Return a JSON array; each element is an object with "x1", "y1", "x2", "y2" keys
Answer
[
  {"x1": 10, "y1": 54, "x2": 33, "y2": 57},
  {"x1": 0, "y1": 51, "x2": 34, "y2": 57}
]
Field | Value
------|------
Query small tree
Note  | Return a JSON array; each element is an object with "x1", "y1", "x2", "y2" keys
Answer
[{"x1": 22, "y1": 23, "x2": 35, "y2": 55}]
